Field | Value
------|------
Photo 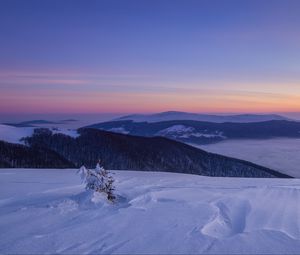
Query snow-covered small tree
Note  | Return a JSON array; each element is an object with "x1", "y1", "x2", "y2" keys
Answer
[{"x1": 77, "y1": 161, "x2": 116, "y2": 202}]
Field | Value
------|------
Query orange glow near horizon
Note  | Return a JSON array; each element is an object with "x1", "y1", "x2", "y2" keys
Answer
[
  {"x1": 1, "y1": 1, "x2": 300, "y2": 117},
  {"x1": 1, "y1": 70, "x2": 300, "y2": 115},
  {"x1": 1, "y1": 88, "x2": 300, "y2": 114}
]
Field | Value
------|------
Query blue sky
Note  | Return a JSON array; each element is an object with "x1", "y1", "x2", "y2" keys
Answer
[{"x1": 1, "y1": 0, "x2": 300, "y2": 115}]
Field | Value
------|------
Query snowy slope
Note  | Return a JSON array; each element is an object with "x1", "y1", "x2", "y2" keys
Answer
[
  {"x1": 115, "y1": 111, "x2": 289, "y2": 123},
  {"x1": 157, "y1": 125, "x2": 226, "y2": 139},
  {"x1": 0, "y1": 169, "x2": 300, "y2": 254}
]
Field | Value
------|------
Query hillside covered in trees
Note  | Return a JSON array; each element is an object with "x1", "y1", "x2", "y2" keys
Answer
[
  {"x1": 11, "y1": 128, "x2": 291, "y2": 178},
  {"x1": 0, "y1": 140, "x2": 74, "y2": 168}
]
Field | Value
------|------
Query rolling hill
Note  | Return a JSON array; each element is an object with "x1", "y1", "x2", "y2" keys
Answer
[
  {"x1": 115, "y1": 111, "x2": 290, "y2": 123},
  {"x1": 86, "y1": 120, "x2": 300, "y2": 144},
  {"x1": 19, "y1": 128, "x2": 291, "y2": 178}
]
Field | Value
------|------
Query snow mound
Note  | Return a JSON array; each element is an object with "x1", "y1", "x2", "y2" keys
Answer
[{"x1": 201, "y1": 198, "x2": 251, "y2": 238}]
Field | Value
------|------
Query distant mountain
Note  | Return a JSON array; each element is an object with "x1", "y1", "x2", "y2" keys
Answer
[
  {"x1": 4, "y1": 120, "x2": 60, "y2": 127},
  {"x1": 86, "y1": 120, "x2": 300, "y2": 144},
  {"x1": 60, "y1": 119, "x2": 78, "y2": 122},
  {"x1": 19, "y1": 128, "x2": 291, "y2": 178},
  {"x1": 115, "y1": 111, "x2": 290, "y2": 123},
  {"x1": 3, "y1": 119, "x2": 78, "y2": 128},
  {"x1": 20, "y1": 120, "x2": 60, "y2": 125}
]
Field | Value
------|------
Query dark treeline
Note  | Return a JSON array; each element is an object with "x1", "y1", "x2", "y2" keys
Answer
[
  {"x1": 0, "y1": 140, "x2": 74, "y2": 168},
  {"x1": 16, "y1": 128, "x2": 291, "y2": 178}
]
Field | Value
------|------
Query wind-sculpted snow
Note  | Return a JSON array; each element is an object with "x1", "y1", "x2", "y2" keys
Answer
[
  {"x1": 201, "y1": 198, "x2": 251, "y2": 238},
  {"x1": 0, "y1": 169, "x2": 300, "y2": 254}
]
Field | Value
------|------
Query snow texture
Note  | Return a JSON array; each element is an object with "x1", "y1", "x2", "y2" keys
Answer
[
  {"x1": 157, "y1": 125, "x2": 226, "y2": 139},
  {"x1": 108, "y1": 127, "x2": 129, "y2": 134},
  {"x1": 1, "y1": 169, "x2": 300, "y2": 254}
]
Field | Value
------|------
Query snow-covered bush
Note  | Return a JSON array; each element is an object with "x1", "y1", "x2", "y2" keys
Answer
[{"x1": 78, "y1": 162, "x2": 116, "y2": 202}]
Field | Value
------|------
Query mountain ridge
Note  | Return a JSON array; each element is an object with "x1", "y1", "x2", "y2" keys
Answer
[
  {"x1": 114, "y1": 111, "x2": 290, "y2": 123},
  {"x1": 87, "y1": 119, "x2": 300, "y2": 144}
]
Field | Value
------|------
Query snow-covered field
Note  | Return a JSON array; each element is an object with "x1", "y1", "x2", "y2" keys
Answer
[
  {"x1": 1, "y1": 169, "x2": 300, "y2": 254},
  {"x1": 192, "y1": 138, "x2": 300, "y2": 178}
]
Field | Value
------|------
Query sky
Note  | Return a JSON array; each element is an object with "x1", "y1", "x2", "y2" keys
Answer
[{"x1": 1, "y1": 0, "x2": 300, "y2": 118}]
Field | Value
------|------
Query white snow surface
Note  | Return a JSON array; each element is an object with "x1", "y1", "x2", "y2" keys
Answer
[
  {"x1": 1, "y1": 169, "x2": 300, "y2": 254},
  {"x1": 192, "y1": 138, "x2": 300, "y2": 178},
  {"x1": 158, "y1": 124, "x2": 195, "y2": 133},
  {"x1": 108, "y1": 127, "x2": 129, "y2": 134},
  {"x1": 157, "y1": 125, "x2": 226, "y2": 139}
]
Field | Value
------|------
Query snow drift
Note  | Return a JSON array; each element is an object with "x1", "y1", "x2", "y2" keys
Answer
[{"x1": 0, "y1": 169, "x2": 300, "y2": 254}]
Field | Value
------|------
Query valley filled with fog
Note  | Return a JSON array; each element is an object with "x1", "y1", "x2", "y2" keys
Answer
[{"x1": 192, "y1": 138, "x2": 300, "y2": 178}]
